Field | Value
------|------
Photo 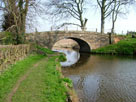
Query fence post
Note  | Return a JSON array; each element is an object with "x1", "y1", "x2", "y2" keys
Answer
[
  {"x1": 50, "y1": 26, "x2": 53, "y2": 31},
  {"x1": 77, "y1": 26, "x2": 78, "y2": 31},
  {"x1": 66, "y1": 26, "x2": 68, "y2": 31},
  {"x1": 65, "y1": 26, "x2": 68, "y2": 33},
  {"x1": 122, "y1": 31, "x2": 123, "y2": 35},
  {"x1": 96, "y1": 28, "x2": 97, "y2": 33},
  {"x1": 35, "y1": 28, "x2": 38, "y2": 34}
]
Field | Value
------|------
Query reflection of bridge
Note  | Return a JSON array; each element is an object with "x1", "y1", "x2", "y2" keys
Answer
[{"x1": 27, "y1": 31, "x2": 116, "y2": 53}]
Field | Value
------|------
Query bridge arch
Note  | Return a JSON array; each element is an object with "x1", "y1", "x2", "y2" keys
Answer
[
  {"x1": 53, "y1": 37, "x2": 91, "y2": 53},
  {"x1": 27, "y1": 31, "x2": 111, "y2": 52},
  {"x1": 67, "y1": 37, "x2": 91, "y2": 53}
]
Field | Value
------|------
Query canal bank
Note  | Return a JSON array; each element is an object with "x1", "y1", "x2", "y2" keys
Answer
[
  {"x1": 91, "y1": 37, "x2": 136, "y2": 55},
  {"x1": 0, "y1": 46, "x2": 78, "y2": 102}
]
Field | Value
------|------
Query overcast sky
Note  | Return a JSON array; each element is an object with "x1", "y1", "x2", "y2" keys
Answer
[{"x1": 32, "y1": 1, "x2": 136, "y2": 35}]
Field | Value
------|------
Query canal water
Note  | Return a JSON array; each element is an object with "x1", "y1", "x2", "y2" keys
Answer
[{"x1": 53, "y1": 48, "x2": 136, "y2": 102}]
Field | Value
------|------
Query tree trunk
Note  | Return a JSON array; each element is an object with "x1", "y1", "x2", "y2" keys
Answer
[
  {"x1": 76, "y1": 0, "x2": 87, "y2": 31},
  {"x1": 16, "y1": 0, "x2": 28, "y2": 44},
  {"x1": 101, "y1": 12, "x2": 105, "y2": 34},
  {"x1": 80, "y1": 19, "x2": 84, "y2": 31},
  {"x1": 101, "y1": 0, "x2": 105, "y2": 34},
  {"x1": 79, "y1": 12, "x2": 85, "y2": 31},
  {"x1": 111, "y1": 21, "x2": 115, "y2": 34},
  {"x1": 111, "y1": 0, "x2": 118, "y2": 34},
  {"x1": 81, "y1": 18, "x2": 88, "y2": 31},
  {"x1": 108, "y1": 32, "x2": 112, "y2": 44}
]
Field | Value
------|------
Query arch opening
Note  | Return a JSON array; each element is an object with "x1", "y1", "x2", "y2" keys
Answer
[
  {"x1": 52, "y1": 37, "x2": 91, "y2": 53},
  {"x1": 67, "y1": 37, "x2": 91, "y2": 53},
  {"x1": 52, "y1": 39, "x2": 79, "y2": 50}
]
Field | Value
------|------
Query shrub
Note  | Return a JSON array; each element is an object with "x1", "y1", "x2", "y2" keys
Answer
[
  {"x1": 2, "y1": 32, "x2": 16, "y2": 45},
  {"x1": 58, "y1": 54, "x2": 67, "y2": 62}
]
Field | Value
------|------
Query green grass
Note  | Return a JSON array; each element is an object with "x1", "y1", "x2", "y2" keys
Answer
[
  {"x1": 36, "y1": 45, "x2": 54, "y2": 55},
  {"x1": 58, "y1": 54, "x2": 67, "y2": 62},
  {"x1": 92, "y1": 37, "x2": 136, "y2": 55},
  {"x1": 0, "y1": 55, "x2": 45, "y2": 102},
  {"x1": 0, "y1": 53, "x2": 70, "y2": 102},
  {"x1": 12, "y1": 56, "x2": 68, "y2": 102}
]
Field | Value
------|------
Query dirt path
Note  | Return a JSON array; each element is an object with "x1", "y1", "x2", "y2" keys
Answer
[{"x1": 6, "y1": 61, "x2": 41, "y2": 102}]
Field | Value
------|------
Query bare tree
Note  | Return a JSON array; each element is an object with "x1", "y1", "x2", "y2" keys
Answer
[
  {"x1": 97, "y1": 0, "x2": 114, "y2": 34},
  {"x1": 111, "y1": 0, "x2": 133, "y2": 34},
  {"x1": 45, "y1": 0, "x2": 88, "y2": 31},
  {"x1": 0, "y1": 0, "x2": 44, "y2": 44}
]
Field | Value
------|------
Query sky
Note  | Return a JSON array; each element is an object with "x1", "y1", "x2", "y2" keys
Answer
[{"x1": 31, "y1": 1, "x2": 136, "y2": 35}]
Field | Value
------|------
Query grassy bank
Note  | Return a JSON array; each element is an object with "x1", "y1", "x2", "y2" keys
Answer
[
  {"x1": 0, "y1": 55, "x2": 45, "y2": 102},
  {"x1": 92, "y1": 37, "x2": 136, "y2": 55},
  {"x1": 12, "y1": 56, "x2": 70, "y2": 102},
  {"x1": 0, "y1": 51, "x2": 72, "y2": 102}
]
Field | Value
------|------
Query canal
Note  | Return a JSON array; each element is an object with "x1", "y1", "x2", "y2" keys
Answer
[{"x1": 54, "y1": 48, "x2": 136, "y2": 102}]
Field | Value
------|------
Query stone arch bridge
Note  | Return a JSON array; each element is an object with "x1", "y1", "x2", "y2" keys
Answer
[{"x1": 27, "y1": 31, "x2": 118, "y2": 53}]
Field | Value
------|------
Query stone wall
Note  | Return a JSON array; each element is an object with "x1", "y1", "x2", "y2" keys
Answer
[{"x1": 0, "y1": 44, "x2": 30, "y2": 72}]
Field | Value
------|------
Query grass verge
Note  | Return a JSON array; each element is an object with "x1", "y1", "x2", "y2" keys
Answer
[
  {"x1": 0, "y1": 54, "x2": 45, "y2": 102},
  {"x1": 0, "y1": 53, "x2": 72, "y2": 102},
  {"x1": 92, "y1": 38, "x2": 136, "y2": 55},
  {"x1": 12, "y1": 56, "x2": 70, "y2": 102},
  {"x1": 36, "y1": 45, "x2": 54, "y2": 55}
]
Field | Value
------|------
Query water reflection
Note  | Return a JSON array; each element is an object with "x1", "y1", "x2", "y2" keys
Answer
[
  {"x1": 53, "y1": 48, "x2": 80, "y2": 67},
  {"x1": 62, "y1": 54, "x2": 136, "y2": 102}
]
